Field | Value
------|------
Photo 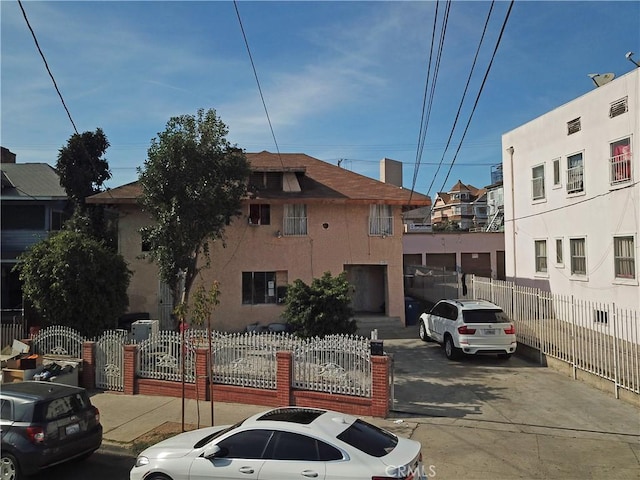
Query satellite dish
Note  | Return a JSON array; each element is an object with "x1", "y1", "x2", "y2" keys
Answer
[{"x1": 588, "y1": 73, "x2": 615, "y2": 87}]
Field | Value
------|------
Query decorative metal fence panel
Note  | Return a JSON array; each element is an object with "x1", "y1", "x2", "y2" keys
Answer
[
  {"x1": 471, "y1": 275, "x2": 640, "y2": 396},
  {"x1": 137, "y1": 330, "x2": 196, "y2": 383},
  {"x1": 95, "y1": 330, "x2": 128, "y2": 391},
  {"x1": 31, "y1": 325, "x2": 86, "y2": 359},
  {"x1": 293, "y1": 334, "x2": 371, "y2": 397},
  {"x1": 210, "y1": 331, "x2": 287, "y2": 389}
]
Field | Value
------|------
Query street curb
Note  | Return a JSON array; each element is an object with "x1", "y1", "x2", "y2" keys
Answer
[{"x1": 100, "y1": 440, "x2": 134, "y2": 456}]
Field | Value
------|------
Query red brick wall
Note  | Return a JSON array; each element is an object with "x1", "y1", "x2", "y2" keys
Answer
[{"x1": 95, "y1": 345, "x2": 390, "y2": 417}]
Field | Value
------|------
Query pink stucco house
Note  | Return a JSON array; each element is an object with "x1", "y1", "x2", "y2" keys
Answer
[{"x1": 88, "y1": 152, "x2": 430, "y2": 331}]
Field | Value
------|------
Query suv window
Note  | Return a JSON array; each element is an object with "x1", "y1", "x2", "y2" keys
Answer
[
  {"x1": 336, "y1": 419, "x2": 397, "y2": 458},
  {"x1": 431, "y1": 302, "x2": 450, "y2": 318},
  {"x1": 1, "y1": 399, "x2": 12, "y2": 421},
  {"x1": 462, "y1": 309, "x2": 509, "y2": 324}
]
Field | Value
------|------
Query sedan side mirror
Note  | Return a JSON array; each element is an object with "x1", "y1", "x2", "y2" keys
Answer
[{"x1": 202, "y1": 444, "x2": 226, "y2": 459}]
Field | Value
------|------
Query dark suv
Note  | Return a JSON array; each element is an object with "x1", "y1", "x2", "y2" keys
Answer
[{"x1": 0, "y1": 381, "x2": 103, "y2": 480}]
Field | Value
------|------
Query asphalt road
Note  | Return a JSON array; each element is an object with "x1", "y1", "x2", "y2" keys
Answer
[{"x1": 28, "y1": 448, "x2": 135, "y2": 480}]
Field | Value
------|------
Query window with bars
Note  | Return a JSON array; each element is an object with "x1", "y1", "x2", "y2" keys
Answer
[
  {"x1": 609, "y1": 138, "x2": 632, "y2": 185},
  {"x1": 283, "y1": 204, "x2": 307, "y2": 236},
  {"x1": 369, "y1": 205, "x2": 393, "y2": 236},
  {"x1": 531, "y1": 164, "x2": 545, "y2": 200},
  {"x1": 567, "y1": 153, "x2": 584, "y2": 194},
  {"x1": 570, "y1": 238, "x2": 587, "y2": 276},
  {"x1": 609, "y1": 97, "x2": 628, "y2": 118},
  {"x1": 567, "y1": 117, "x2": 581, "y2": 135},
  {"x1": 614, "y1": 236, "x2": 635, "y2": 279},
  {"x1": 535, "y1": 240, "x2": 548, "y2": 273}
]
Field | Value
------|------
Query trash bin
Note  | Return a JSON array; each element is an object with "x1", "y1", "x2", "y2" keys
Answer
[{"x1": 404, "y1": 296, "x2": 422, "y2": 326}]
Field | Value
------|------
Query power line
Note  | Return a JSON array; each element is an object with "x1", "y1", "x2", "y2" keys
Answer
[
  {"x1": 18, "y1": 0, "x2": 78, "y2": 135},
  {"x1": 410, "y1": 0, "x2": 452, "y2": 204},
  {"x1": 437, "y1": 0, "x2": 514, "y2": 193},
  {"x1": 423, "y1": 1, "x2": 495, "y2": 199}
]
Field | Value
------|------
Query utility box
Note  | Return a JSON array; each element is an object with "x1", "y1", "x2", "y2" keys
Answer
[{"x1": 131, "y1": 319, "x2": 159, "y2": 342}]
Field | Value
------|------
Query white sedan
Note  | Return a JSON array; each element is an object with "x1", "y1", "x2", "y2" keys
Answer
[{"x1": 130, "y1": 406, "x2": 426, "y2": 480}]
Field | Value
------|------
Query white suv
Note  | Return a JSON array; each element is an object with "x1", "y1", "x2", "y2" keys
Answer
[{"x1": 419, "y1": 299, "x2": 516, "y2": 360}]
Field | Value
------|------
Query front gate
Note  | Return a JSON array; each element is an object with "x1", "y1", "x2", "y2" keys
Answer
[{"x1": 96, "y1": 330, "x2": 127, "y2": 391}]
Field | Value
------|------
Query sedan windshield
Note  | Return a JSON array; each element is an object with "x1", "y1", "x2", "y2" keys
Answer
[
  {"x1": 336, "y1": 419, "x2": 398, "y2": 457},
  {"x1": 194, "y1": 421, "x2": 243, "y2": 448}
]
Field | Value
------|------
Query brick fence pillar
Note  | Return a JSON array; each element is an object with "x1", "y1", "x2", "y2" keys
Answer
[
  {"x1": 123, "y1": 344, "x2": 137, "y2": 395},
  {"x1": 82, "y1": 341, "x2": 96, "y2": 389},
  {"x1": 371, "y1": 355, "x2": 390, "y2": 417},
  {"x1": 276, "y1": 351, "x2": 292, "y2": 406},
  {"x1": 195, "y1": 348, "x2": 209, "y2": 401}
]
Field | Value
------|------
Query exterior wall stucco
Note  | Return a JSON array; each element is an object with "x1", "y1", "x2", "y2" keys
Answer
[
  {"x1": 117, "y1": 202, "x2": 406, "y2": 331},
  {"x1": 502, "y1": 69, "x2": 639, "y2": 309}
]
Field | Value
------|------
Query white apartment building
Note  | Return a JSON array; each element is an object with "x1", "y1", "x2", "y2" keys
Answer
[{"x1": 502, "y1": 68, "x2": 639, "y2": 310}]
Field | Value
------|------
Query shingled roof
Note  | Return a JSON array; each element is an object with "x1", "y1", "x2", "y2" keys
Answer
[
  {"x1": 88, "y1": 151, "x2": 431, "y2": 206},
  {"x1": 0, "y1": 163, "x2": 67, "y2": 200}
]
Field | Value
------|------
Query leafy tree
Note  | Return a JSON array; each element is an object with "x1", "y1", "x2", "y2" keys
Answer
[
  {"x1": 56, "y1": 128, "x2": 115, "y2": 245},
  {"x1": 138, "y1": 108, "x2": 250, "y2": 323},
  {"x1": 282, "y1": 271, "x2": 356, "y2": 338},
  {"x1": 56, "y1": 128, "x2": 111, "y2": 203},
  {"x1": 14, "y1": 230, "x2": 131, "y2": 337}
]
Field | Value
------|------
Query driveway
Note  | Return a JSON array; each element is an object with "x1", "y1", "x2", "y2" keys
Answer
[{"x1": 381, "y1": 333, "x2": 640, "y2": 479}]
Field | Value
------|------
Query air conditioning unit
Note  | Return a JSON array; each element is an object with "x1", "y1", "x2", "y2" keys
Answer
[{"x1": 131, "y1": 319, "x2": 159, "y2": 342}]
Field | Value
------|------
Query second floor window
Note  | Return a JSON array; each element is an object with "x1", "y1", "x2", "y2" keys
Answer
[
  {"x1": 369, "y1": 205, "x2": 393, "y2": 236},
  {"x1": 532, "y1": 164, "x2": 545, "y2": 200},
  {"x1": 567, "y1": 153, "x2": 584, "y2": 194},
  {"x1": 283, "y1": 204, "x2": 307, "y2": 236},
  {"x1": 552, "y1": 158, "x2": 561, "y2": 187},
  {"x1": 249, "y1": 204, "x2": 270, "y2": 225},
  {"x1": 610, "y1": 138, "x2": 632, "y2": 185},
  {"x1": 555, "y1": 238, "x2": 563, "y2": 265}
]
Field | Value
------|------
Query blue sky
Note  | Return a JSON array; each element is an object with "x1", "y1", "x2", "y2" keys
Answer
[{"x1": 2, "y1": 1, "x2": 639, "y2": 198}]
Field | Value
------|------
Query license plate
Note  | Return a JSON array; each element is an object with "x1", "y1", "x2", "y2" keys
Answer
[
  {"x1": 66, "y1": 423, "x2": 80, "y2": 435},
  {"x1": 484, "y1": 329, "x2": 496, "y2": 335}
]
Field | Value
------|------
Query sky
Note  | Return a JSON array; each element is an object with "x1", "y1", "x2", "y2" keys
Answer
[{"x1": 2, "y1": 1, "x2": 639, "y2": 199}]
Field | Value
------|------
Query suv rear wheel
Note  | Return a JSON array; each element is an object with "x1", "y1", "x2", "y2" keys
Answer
[{"x1": 444, "y1": 335, "x2": 461, "y2": 360}]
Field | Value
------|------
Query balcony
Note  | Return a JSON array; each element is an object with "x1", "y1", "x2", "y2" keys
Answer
[{"x1": 566, "y1": 165, "x2": 584, "y2": 194}]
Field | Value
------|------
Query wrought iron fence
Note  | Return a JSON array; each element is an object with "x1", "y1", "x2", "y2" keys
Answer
[
  {"x1": 137, "y1": 330, "x2": 197, "y2": 383},
  {"x1": 31, "y1": 325, "x2": 86, "y2": 359},
  {"x1": 470, "y1": 275, "x2": 640, "y2": 396}
]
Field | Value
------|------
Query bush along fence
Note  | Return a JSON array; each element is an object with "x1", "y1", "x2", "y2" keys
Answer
[
  {"x1": 19, "y1": 326, "x2": 391, "y2": 418},
  {"x1": 469, "y1": 275, "x2": 639, "y2": 400}
]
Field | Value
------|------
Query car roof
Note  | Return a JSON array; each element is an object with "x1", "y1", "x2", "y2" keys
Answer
[
  {"x1": 241, "y1": 407, "x2": 357, "y2": 438},
  {"x1": 0, "y1": 381, "x2": 86, "y2": 401},
  {"x1": 440, "y1": 299, "x2": 502, "y2": 310}
]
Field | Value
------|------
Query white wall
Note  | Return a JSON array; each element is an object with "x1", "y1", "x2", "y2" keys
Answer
[{"x1": 502, "y1": 69, "x2": 639, "y2": 310}]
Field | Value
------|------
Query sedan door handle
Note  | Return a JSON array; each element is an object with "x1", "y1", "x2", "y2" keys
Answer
[
  {"x1": 301, "y1": 471, "x2": 319, "y2": 478},
  {"x1": 239, "y1": 466, "x2": 255, "y2": 474}
]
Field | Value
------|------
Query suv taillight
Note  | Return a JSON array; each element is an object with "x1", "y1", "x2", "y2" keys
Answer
[
  {"x1": 504, "y1": 324, "x2": 515, "y2": 334},
  {"x1": 26, "y1": 426, "x2": 45, "y2": 444},
  {"x1": 458, "y1": 325, "x2": 476, "y2": 335},
  {"x1": 93, "y1": 406, "x2": 100, "y2": 424}
]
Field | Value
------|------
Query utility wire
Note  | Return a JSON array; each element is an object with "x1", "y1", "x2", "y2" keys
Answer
[
  {"x1": 410, "y1": 0, "x2": 452, "y2": 204},
  {"x1": 423, "y1": 1, "x2": 495, "y2": 200},
  {"x1": 18, "y1": 0, "x2": 78, "y2": 135},
  {"x1": 233, "y1": 1, "x2": 288, "y2": 178},
  {"x1": 438, "y1": 0, "x2": 514, "y2": 193}
]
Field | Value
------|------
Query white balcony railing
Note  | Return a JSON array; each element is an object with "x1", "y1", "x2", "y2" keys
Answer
[
  {"x1": 531, "y1": 176, "x2": 545, "y2": 200},
  {"x1": 566, "y1": 165, "x2": 584, "y2": 194},
  {"x1": 609, "y1": 153, "x2": 632, "y2": 185}
]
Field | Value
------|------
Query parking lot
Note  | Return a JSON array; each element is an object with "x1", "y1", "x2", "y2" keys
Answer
[{"x1": 378, "y1": 334, "x2": 640, "y2": 479}]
